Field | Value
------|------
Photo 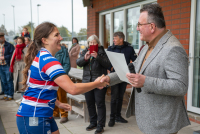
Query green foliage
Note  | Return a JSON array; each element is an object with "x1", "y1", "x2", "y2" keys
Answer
[
  {"x1": 8, "y1": 30, "x2": 15, "y2": 36},
  {"x1": 0, "y1": 25, "x2": 8, "y2": 35},
  {"x1": 77, "y1": 28, "x2": 87, "y2": 36},
  {"x1": 58, "y1": 25, "x2": 71, "y2": 37}
]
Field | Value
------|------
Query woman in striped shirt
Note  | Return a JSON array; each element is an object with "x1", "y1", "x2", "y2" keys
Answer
[{"x1": 16, "y1": 22, "x2": 108, "y2": 134}]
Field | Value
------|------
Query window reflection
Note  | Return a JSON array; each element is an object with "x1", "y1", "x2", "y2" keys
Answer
[
  {"x1": 127, "y1": 7, "x2": 140, "y2": 49},
  {"x1": 104, "y1": 14, "x2": 111, "y2": 48},
  {"x1": 114, "y1": 11, "x2": 124, "y2": 33}
]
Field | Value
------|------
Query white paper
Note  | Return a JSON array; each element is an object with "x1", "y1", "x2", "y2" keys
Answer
[{"x1": 106, "y1": 51, "x2": 131, "y2": 84}]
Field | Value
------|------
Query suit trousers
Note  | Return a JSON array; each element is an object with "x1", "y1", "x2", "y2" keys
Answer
[
  {"x1": 110, "y1": 82, "x2": 127, "y2": 119},
  {"x1": 85, "y1": 88, "x2": 107, "y2": 127},
  {"x1": 53, "y1": 87, "x2": 68, "y2": 117}
]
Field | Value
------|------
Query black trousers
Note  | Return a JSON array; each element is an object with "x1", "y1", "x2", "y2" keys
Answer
[
  {"x1": 110, "y1": 82, "x2": 127, "y2": 120},
  {"x1": 85, "y1": 88, "x2": 107, "y2": 127}
]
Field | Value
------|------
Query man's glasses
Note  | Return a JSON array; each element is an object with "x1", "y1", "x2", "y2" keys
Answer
[{"x1": 137, "y1": 22, "x2": 151, "y2": 28}]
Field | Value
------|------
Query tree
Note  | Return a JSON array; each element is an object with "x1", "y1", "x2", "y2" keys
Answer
[
  {"x1": 77, "y1": 28, "x2": 87, "y2": 36},
  {"x1": 8, "y1": 30, "x2": 15, "y2": 36},
  {"x1": 71, "y1": 31, "x2": 78, "y2": 37},
  {"x1": 0, "y1": 25, "x2": 8, "y2": 35},
  {"x1": 58, "y1": 25, "x2": 71, "y2": 37}
]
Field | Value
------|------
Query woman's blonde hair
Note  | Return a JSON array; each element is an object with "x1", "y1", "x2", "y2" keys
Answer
[{"x1": 87, "y1": 35, "x2": 101, "y2": 47}]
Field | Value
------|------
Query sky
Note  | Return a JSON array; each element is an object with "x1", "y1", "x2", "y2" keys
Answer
[{"x1": 0, "y1": 0, "x2": 87, "y2": 34}]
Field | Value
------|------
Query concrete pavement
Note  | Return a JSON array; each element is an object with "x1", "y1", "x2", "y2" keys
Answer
[{"x1": 0, "y1": 93, "x2": 199, "y2": 134}]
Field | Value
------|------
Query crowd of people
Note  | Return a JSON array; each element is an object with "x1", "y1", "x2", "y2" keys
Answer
[{"x1": 0, "y1": 3, "x2": 190, "y2": 134}]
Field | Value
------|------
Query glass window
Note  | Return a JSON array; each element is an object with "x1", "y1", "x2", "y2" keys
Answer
[
  {"x1": 192, "y1": 0, "x2": 200, "y2": 108},
  {"x1": 127, "y1": 6, "x2": 140, "y2": 49},
  {"x1": 114, "y1": 11, "x2": 124, "y2": 33},
  {"x1": 104, "y1": 14, "x2": 111, "y2": 48}
]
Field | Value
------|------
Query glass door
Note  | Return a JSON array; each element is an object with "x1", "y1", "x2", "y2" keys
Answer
[{"x1": 188, "y1": 0, "x2": 200, "y2": 114}]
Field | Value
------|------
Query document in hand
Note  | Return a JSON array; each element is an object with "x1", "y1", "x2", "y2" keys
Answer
[{"x1": 106, "y1": 51, "x2": 131, "y2": 84}]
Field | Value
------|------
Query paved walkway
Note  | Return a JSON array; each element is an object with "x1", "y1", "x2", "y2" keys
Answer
[{"x1": 0, "y1": 92, "x2": 200, "y2": 134}]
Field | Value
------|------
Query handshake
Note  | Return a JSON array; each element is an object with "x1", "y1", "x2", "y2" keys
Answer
[
  {"x1": 94, "y1": 75, "x2": 110, "y2": 89},
  {"x1": 95, "y1": 73, "x2": 146, "y2": 90}
]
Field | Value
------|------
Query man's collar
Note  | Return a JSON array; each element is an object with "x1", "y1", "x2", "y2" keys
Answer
[{"x1": 148, "y1": 29, "x2": 167, "y2": 48}]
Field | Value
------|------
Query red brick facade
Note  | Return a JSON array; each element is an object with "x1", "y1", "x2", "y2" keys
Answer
[
  {"x1": 87, "y1": 0, "x2": 137, "y2": 37},
  {"x1": 87, "y1": 0, "x2": 191, "y2": 55},
  {"x1": 159, "y1": 0, "x2": 191, "y2": 55}
]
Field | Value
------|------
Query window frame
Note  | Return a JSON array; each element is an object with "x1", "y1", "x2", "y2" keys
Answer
[
  {"x1": 187, "y1": 0, "x2": 200, "y2": 114},
  {"x1": 99, "y1": 0, "x2": 157, "y2": 53}
]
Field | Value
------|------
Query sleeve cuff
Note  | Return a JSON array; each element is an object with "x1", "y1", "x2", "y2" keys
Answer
[{"x1": 52, "y1": 73, "x2": 67, "y2": 81}]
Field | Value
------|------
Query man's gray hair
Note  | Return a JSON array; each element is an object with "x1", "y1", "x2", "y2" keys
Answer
[
  {"x1": 140, "y1": 4, "x2": 166, "y2": 28},
  {"x1": 113, "y1": 32, "x2": 125, "y2": 40},
  {"x1": 87, "y1": 35, "x2": 101, "y2": 47}
]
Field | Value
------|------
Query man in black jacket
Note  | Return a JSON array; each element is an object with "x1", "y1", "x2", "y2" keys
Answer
[
  {"x1": 107, "y1": 32, "x2": 137, "y2": 127},
  {"x1": 0, "y1": 32, "x2": 15, "y2": 101}
]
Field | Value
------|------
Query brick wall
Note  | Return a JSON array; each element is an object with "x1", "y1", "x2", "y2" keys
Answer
[
  {"x1": 158, "y1": 0, "x2": 191, "y2": 55},
  {"x1": 87, "y1": 0, "x2": 191, "y2": 55},
  {"x1": 87, "y1": 0, "x2": 137, "y2": 37}
]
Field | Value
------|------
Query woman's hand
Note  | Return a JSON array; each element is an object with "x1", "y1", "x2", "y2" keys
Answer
[
  {"x1": 84, "y1": 51, "x2": 91, "y2": 60},
  {"x1": 94, "y1": 75, "x2": 109, "y2": 89},
  {"x1": 90, "y1": 51, "x2": 98, "y2": 58},
  {"x1": 58, "y1": 103, "x2": 72, "y2": 112}
]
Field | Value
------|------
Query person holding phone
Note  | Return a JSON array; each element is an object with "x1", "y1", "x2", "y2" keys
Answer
[
  {"x1": 76, "y1": 35, "x2": 111, "y2": 134},
  {"x1": 69, "y1": 37, "x2": 80, "y2": 68}
]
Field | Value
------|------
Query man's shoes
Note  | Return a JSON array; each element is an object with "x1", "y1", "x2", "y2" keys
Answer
[
  {"x1": 86, "y1": 124, "x2": 97, "y2": 131},
  {"x1": 0, "y1": 96, "x2": 7, "y2": 100},
  {"x1": 95, "y1": 126, "x2": 104, "y2": 134},
  {"x1": 60, "y1": 117, "x2": 68, "y2": 124},
  {"x1": 115, "y1": 116, "x2": 128, "y2": 123},
  {"x1": 0, "y1": 92, "x2": 4, "y2": 95},
  {"x1": 5, "y1": 97, "x2": 13, "y2": 101},
  {"x1": 108, "y1": 119, "x2": 115, "y2": 127}
]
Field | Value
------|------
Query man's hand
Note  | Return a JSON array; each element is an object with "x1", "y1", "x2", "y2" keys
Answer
[
  {"x1": 100, "y1": 75, "x2": 110, "y2": 83},
  {"x1": 94, "y1": 75, "x2": 110, "y2": 89},
  {"x1": 58, "y1": 103, "x2": 72, "y2": 112},
  {"x1": 126, "y1": 73, "x2": 146, "y2": 88},
  {"x1": 90, "y1": 51, "x2": 98, "y2": 58},
  {"x1": 84, "y1": 51, "x2": 91, "y2": 60},
  {"x1": 95, "y1": 75, "x2": 110, "y2": 89},
  {"x1": 0, "y1": 56, "x2": 4, "y2": 60}
]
